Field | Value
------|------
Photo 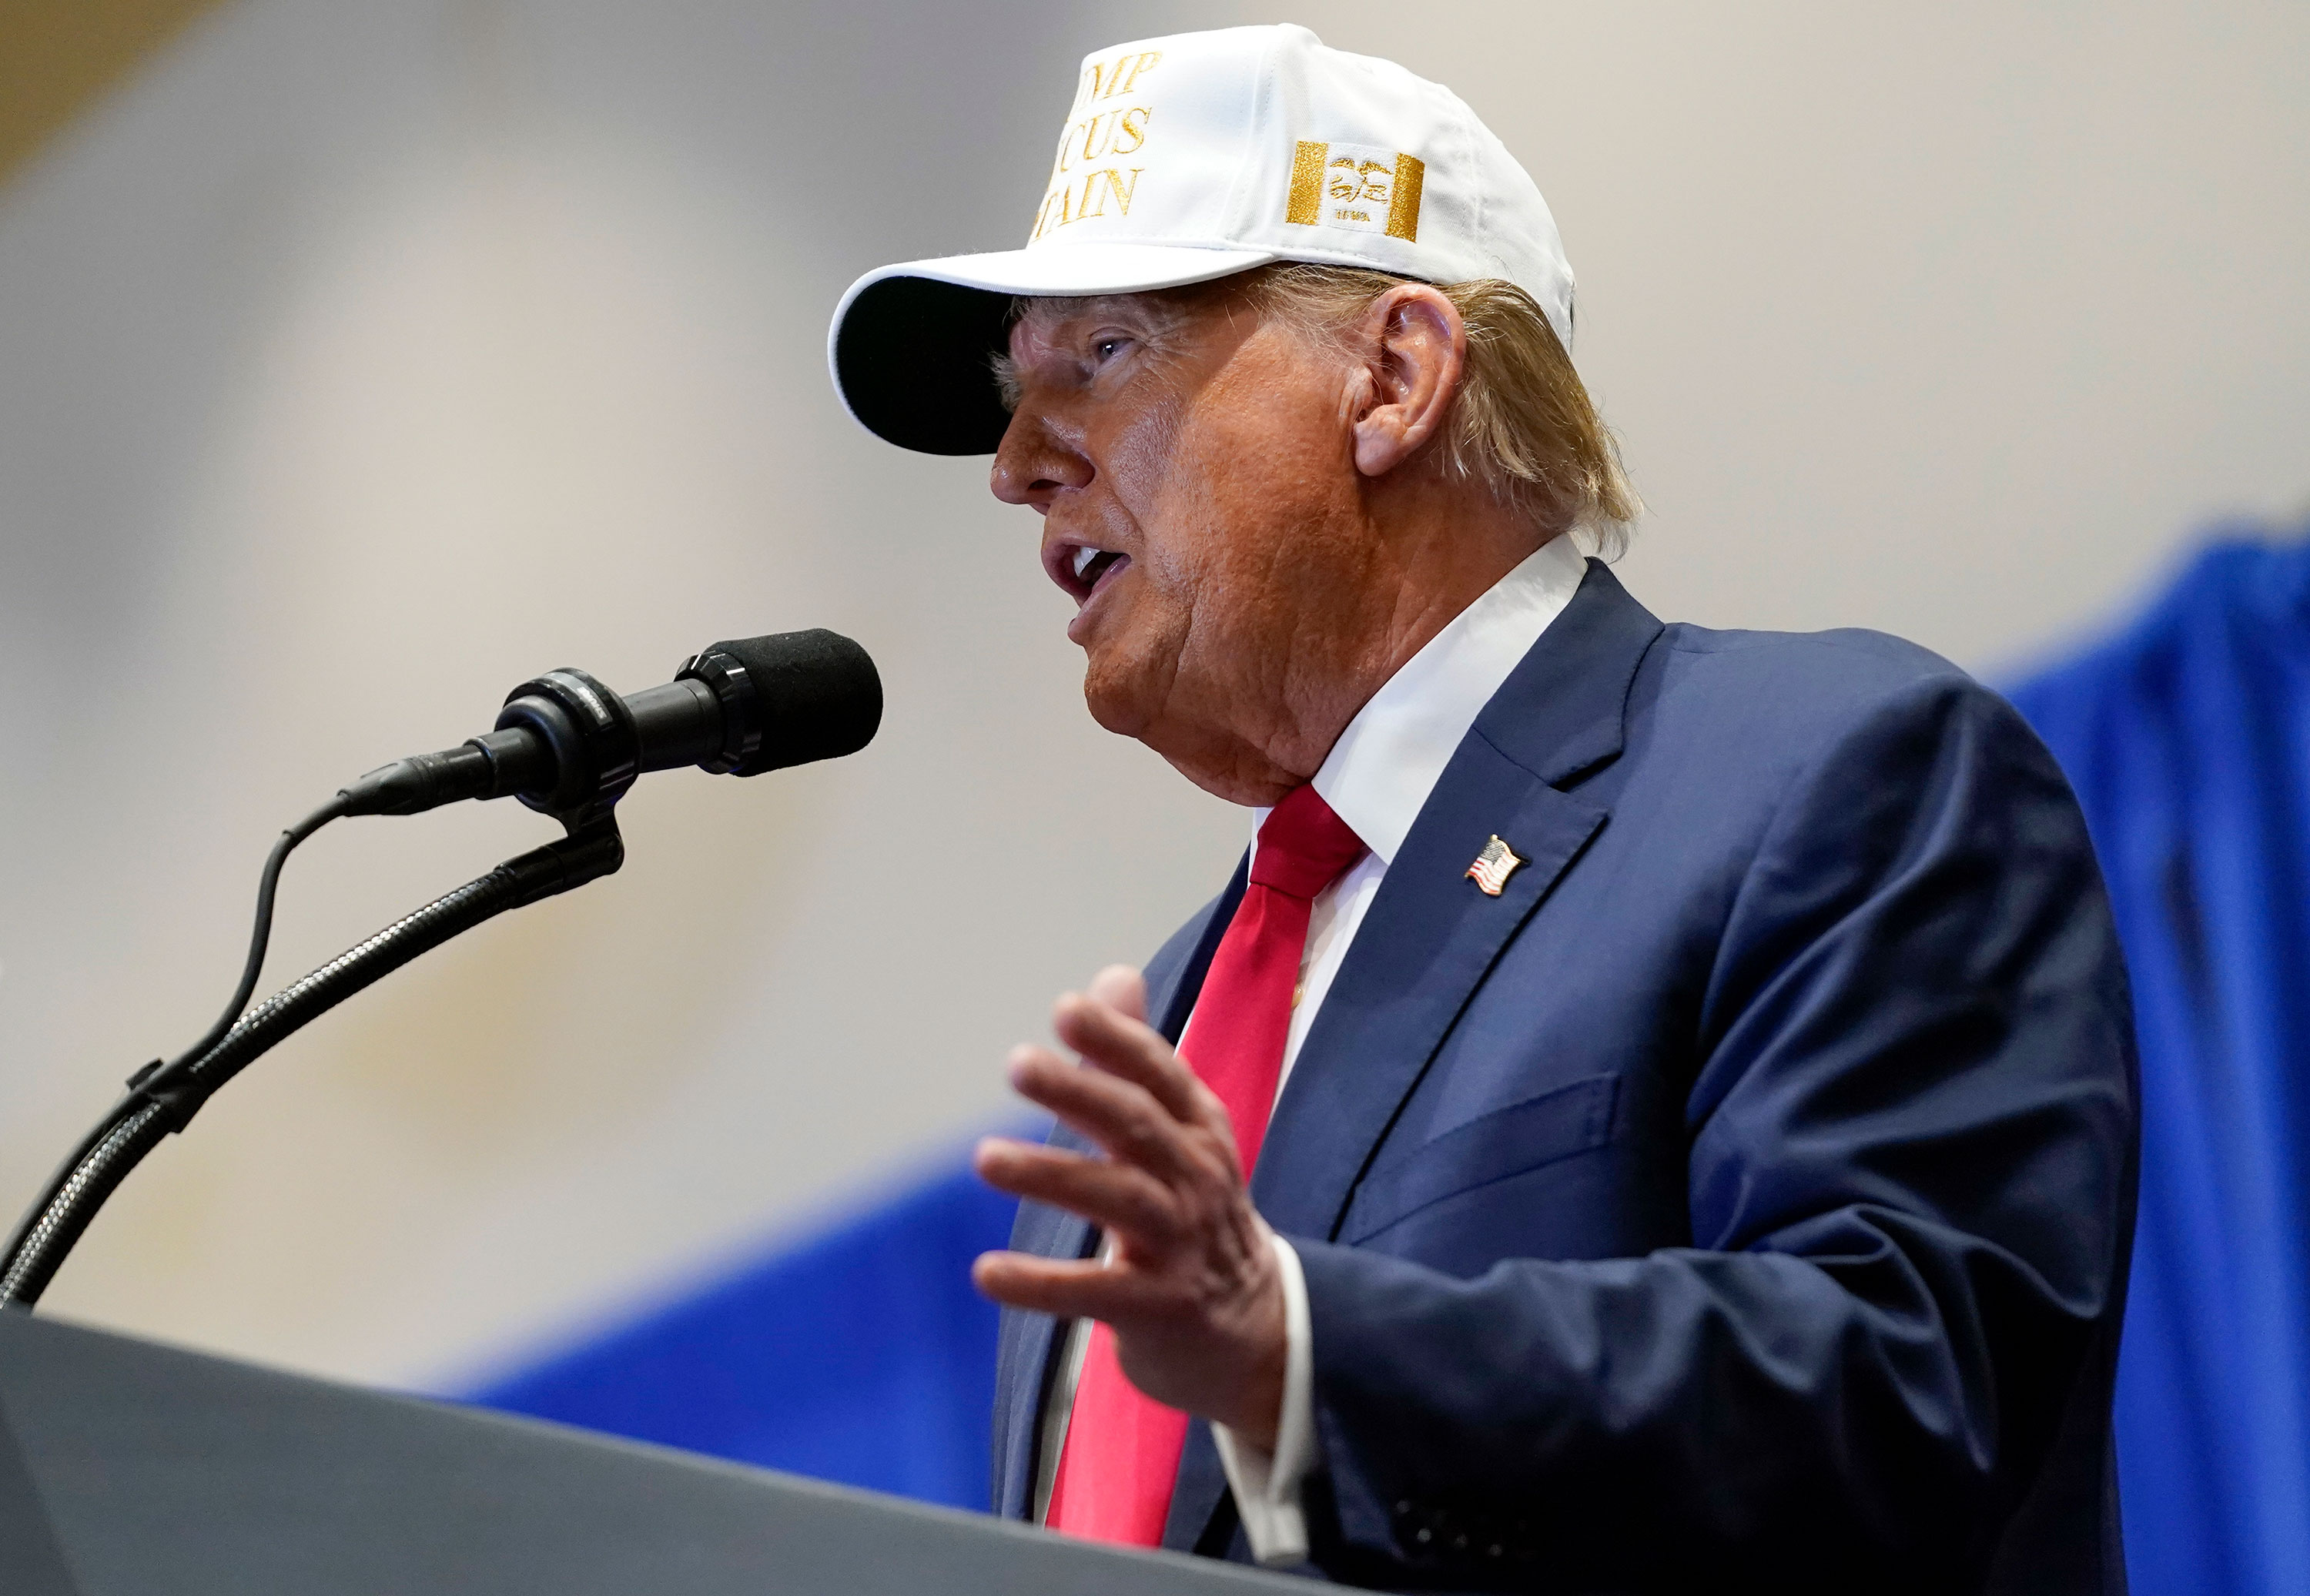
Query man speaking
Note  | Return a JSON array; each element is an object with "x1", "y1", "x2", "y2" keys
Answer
[{"x1": 828, "y1": 25, "x2": 2137, "y2": 1594}]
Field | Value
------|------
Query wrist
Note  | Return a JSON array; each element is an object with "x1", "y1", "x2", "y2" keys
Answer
[
  {"x1": 1211, "y1": 1230, "x2": 1317, "y2": 1568},
  {"x1": 1217, "y1": 1225, "x2": 1290, "y2": 1448}
]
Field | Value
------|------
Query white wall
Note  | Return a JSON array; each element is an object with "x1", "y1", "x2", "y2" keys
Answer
[{"x1": 1, "y1": 0, "x2": 2303, "y2": 1388}]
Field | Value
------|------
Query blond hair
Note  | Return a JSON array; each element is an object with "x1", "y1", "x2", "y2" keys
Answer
[{"x1": 1240, "y1": 263, "x2": 1638, "y2": 554}]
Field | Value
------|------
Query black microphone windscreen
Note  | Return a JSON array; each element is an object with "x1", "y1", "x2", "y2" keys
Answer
[{"x1": 707, "y1": 629, "x2": 882, "y2": 776}]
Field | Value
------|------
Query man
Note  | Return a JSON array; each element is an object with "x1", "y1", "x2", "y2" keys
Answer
[{"x1": 828, "y1": 25, "x2": 2137, "y2": 1594}]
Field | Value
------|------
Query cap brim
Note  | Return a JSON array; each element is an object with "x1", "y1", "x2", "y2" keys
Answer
[{"x1": 828, "y1": 243, "x2": 1274, "y2": 455}]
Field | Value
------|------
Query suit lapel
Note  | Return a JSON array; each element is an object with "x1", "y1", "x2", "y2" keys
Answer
[
  {"x1": 1038, "y1": 850, "x2": 1246, "y2": 1297},
  {"x1": 989, "y1": 856, "x2": 1247, "y2": 1521},
  {"x1": 1250, "y1": 755, "x2": 1607, "y2": 1238},
  {"x1": 1254, "y1": 558, "x2": 1665, "y2": 1245},
  {"x1": 1150, "y1": 854, "x2": 1247, "y2": 1045},
  {"x1": 1163, "y1": 562, "x2": 1663, "y2": 1551}
]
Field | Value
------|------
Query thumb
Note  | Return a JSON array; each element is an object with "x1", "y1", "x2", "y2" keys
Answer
[{"x1": 1087, "y1": 963, "x2": 1149, "y2": 1024}]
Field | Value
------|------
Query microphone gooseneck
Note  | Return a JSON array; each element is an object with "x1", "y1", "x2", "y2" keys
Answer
[{"x1": 0, "y1": 626, "x2": 881, "y2": 1310}]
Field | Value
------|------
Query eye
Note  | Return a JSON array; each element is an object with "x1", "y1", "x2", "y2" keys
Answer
[{"x1": 1089, "y1": 333, "x2": 1131, "y2": 364}]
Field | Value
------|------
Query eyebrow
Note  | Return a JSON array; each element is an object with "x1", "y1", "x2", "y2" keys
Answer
[{"x1": 990, "y1": 350, "x2": 1023, "y2": 413}]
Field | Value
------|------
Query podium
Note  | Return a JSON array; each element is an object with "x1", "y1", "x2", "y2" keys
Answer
[{"x1": 0, "y1": 1310, "x2": 1299, "y2": 1594}]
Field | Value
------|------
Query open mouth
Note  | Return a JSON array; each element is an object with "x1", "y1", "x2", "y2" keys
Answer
[
  {"x1": 1073, "y1": 546, "x2": 1127, "y2": 589},
  {"x1": 1047, "y1": 540, "x2": 1133, "y2": 607}
]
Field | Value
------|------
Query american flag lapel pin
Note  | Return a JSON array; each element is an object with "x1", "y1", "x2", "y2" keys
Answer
[{"x1": 1466, "y1": 835, "x2": 1525, "y2": 897}]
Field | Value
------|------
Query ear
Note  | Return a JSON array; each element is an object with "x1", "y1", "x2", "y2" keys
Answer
[{"x1": 1348, "y1": 285, "x2": 1467, "y2": 479}]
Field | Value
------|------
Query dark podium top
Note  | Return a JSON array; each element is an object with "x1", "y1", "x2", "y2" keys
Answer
[{"x1": 0, "y1": 1310, "x2": 1299, "y2": 1595}]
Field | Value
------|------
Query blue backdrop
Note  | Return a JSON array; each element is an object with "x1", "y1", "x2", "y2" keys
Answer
[
  {"x1": 470, "y1": 530, "x2": 2310, "y2": 1591},
  {"x1": 2008, "y1": 529, "x2": 2310, "y2": 1596},
  {"x1": 470, "y1": 1160, "x2": 1018, "y2": 1509}
]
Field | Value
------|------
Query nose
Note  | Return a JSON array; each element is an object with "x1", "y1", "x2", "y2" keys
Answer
[{"x1": 990, "y1": 404, "x2": 1091, "y2": 511}]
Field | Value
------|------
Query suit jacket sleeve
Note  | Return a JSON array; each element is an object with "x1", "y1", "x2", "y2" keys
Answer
[{"x1": 1290, "y1": 674, "x2": 2138, "y2": 1591}]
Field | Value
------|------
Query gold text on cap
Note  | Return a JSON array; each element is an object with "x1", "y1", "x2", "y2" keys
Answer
[
  {"x1": 1032, "y1": 51, "x2": 1163, "y2": 242},
  {"x1": 1466, "y1": 835, "x2": 1525, "y2": 896}
]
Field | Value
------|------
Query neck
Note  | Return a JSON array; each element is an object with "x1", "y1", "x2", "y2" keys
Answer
[
  {"x1": 1358, "y1": 482, "x2": 1548, "y2": 696},
  {"x1": 1165, "y1": 487, "x2": 1551, "y2": 805}
]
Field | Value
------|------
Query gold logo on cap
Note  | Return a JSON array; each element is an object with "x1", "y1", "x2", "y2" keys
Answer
[{"x1": 1287, "y1": 141, "x2": 1424, "y2": 241}]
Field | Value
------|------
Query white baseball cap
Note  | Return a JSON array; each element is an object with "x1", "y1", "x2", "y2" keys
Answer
[{"x1": 828, "y1": 23, "x2": 1575, "y2": 455}]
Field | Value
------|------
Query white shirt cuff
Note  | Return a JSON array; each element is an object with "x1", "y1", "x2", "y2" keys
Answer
[{"x1": 1210, "y1": 1227, "x2": 1316, "y2": 1567}]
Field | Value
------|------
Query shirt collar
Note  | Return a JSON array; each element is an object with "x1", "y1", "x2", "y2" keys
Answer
[{"x1": 1253, "y1": 534, "x2": 1589, "y2": 866}]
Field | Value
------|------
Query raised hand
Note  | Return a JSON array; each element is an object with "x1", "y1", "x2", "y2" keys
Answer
[{"x1": 971, "y1": 964, "x2": 1287, "y2": 1448}]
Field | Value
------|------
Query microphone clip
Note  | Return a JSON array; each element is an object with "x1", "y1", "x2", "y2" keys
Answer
[{"x1": 494, "y1": 668, "x2": 639, "y2": 830}]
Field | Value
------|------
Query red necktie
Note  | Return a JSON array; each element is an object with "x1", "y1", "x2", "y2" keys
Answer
[{"x1": 1047, "y1": 785, "x2": 1367, "y2": 1547}]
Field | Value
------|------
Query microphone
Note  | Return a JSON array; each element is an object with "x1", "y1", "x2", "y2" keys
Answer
[{"x1": 340, "y1": 630, "x2": 881, "y2": 825}]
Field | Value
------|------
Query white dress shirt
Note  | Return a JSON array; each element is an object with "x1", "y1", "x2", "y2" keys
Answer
[{"x1": 1034, "y1": 534, "x2": 1589, "y2": 1564}]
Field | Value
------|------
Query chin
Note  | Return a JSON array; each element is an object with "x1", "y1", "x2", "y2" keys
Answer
[
  {"x1": 1081, "y1": 664, "x2": 1154, "y2": 739},
  {"x1": 1077, "y1": 624, "x2": 1179, "y2": 741}
]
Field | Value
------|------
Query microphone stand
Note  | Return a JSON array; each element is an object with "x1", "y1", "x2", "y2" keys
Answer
[
  {"x1": 0, "y1": 817, "x2": 624, "y2": 1309},
  {"x1": 1, "y1": 633, "x2": 880, "y2": 1312}
]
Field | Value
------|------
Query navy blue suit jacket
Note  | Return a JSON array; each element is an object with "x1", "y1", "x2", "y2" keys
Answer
[{"x1": 993, "y1": 562, "x2": 2138, "y2": 1593}]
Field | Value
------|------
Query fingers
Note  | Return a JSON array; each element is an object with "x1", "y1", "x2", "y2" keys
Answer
[
  {"x1": 973, "y1": 964, "x2": 1284, "y2": 1433},
  {"x1": 973, "y1": 1136, "x2": 1179, "y2": 1244},
  {"x1": 1086, "y1": 964, "x2": 1148, "y2": 1022},
  {"x1": 972, "y1": 1250, "x2": 1176, "y2": 1320},
  {"x1": 1053, "y1": 989, "x2": 1219, "y2": 1130},
  {"x1": 1005, "y1": 1046, "x2": 1215, "y2": 1187}
]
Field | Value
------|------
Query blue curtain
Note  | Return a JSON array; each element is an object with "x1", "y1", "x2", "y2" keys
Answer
[
  {"x1": 468, "y1": 1161, "x2": 1019, "y2": 1511},
  {"x1": 2007, "y1": 529, "x2": 2310, "y2": 1595}
]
